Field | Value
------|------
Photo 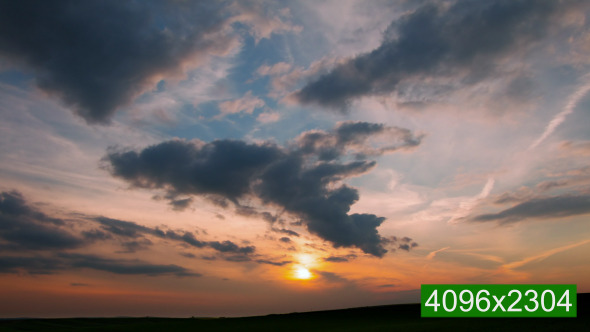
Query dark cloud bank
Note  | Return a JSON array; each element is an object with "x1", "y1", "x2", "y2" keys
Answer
[
  {"x1": 106, "y1": 122, "x2": 423, "y2": 257},
  {"x1": 296, "y1": 0, "x2": 586, "y2": 109},
  {"x1": 0, "y1": 190, "x2": 258, "y2": 276},
  {"x1": 0, "y1": 0, "x2": 231, "y2": 123}
]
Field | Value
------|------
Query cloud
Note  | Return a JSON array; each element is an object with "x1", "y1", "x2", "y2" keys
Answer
[
  {"x1": 167, "y1": 196, "x2": 194, "y2": 211},
  {"x1": 0, "y1": 190, "x2": 254, "y2": 259},
  {"x1": 217, "y1": 91, "x2": 265, "y2": 118},
  {"x1": 105, "y1": 122, "x2": 423, "y2": 256},
  {"x1": 314, "y1": 270, "x2": 349, "y2": 284},
  {"x1": 296, "y1": 121, "x2": 423, "y2": 161},
  {"x1": 105, "y1": 139, "x2": 283, "y2": 202},
  {"x1": 256, "y1": 111, "x2": 280, "y2": 124},
  {"x1": 255, "y1": 259, "x2": 292, "y2": 266},
  {"x1": 93, "y1": 216, "x2": 154, "y2": 238},
  {"x1": 208, "y1": 241, "x2": 255, "y2": 254},
  {"x1": 257, "y1": 62, "x2": 292, "y2": 77},
  {"x1": 448, "y1": 177, "x2": 495, "y2": 224},
  {"x1": 471, "y1": 194, "x2": 590, "y2": 224},
  {"x1": 384, "y1": 236, "x2": 419, "y2": 252},
  {"x1": 0, "y1": 191, "x2": 84, "y2": 250},
  {"x1": 323, "y1": 254, "x2": 357, "y2": 263},
  {"x1": 93, "y1": 216, "x2": 255, "y2": 255},
  {"x1": 295, "y1": 0, "x2": 582, "y2": 109},
  {"x1": 224, "y1": 255, "x2": 251, "y2": 262},
  {"x1": 228, "y1": 0, "x2": 302, "y2": 42},
  {"x1": 272, "y1": 228, "x2": 300, "y2": 237},
  {"x1": 117, "y1": 239, "x2": 153, "y2": 253},
  {"x1": 60, "y1": 253, "x2": 200, "y2": 277},
  {"x1": 426, "y1": 246, "x2": 451, "y2": 260},
  {"x1": 501, "y1": 239, "x2": 590, "y2": 270},
  {"x1": 0, "y1": 253, "x2": 200, "y2": 277},
  {"x1": 0, "y1": 255, "x2": 63, "y2": 275},
  {"x1": 529, "y1": 77, "x2": 590, "y2": 149},
  {"x1": 0, "y1": 0, "x2": 233, "y2": 124},
  {"x1": 260, "y1": 56, "x2": 344, "y2": 99}
]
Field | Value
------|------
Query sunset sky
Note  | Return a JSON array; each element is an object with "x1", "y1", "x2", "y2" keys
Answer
[{"x1": 1, "y1": 0, "x2": 590, "y2": 318}]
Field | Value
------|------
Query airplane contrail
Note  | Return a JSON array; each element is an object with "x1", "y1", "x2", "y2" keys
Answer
[{"x1": 529, "y1": 79, "x2": 590, "y2": 149}]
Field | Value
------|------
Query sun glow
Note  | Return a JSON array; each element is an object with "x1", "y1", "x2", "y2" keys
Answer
[{"x1": 295, "y1": 267, "x2": 312, "y2": 280}]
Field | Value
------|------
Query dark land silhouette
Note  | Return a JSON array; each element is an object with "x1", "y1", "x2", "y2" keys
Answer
[{"x1": 1, "y1": 293, "x2": 588, "y2": 331}]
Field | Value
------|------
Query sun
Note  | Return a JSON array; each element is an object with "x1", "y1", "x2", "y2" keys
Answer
[{"x1": 295, "y1": 267, "x2": 312, "y2": 280}]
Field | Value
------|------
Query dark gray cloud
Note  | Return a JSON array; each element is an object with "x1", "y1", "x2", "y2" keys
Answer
[
  {"x1": 105, "y1": 139, "x2": 283, "y2": 201},
  {"x1": 0, "y1": 0, "x2": 231, "y2": 123},
  {"x1": 0, "y1": 190, "x2": 254, "y2": 260},
  {"x1": 93, "y1": 216, "x2": 255, "y2": 255},
  {"x1": 0, "y1": 255, "x2": 63, "y2": 274},
  {"x1": 472, "y1": 194, "x2": 590, "y2": 224},
  {"x1": 324, "y1": 255, "x2": 357, "y2": 263},
  {"x1": 271, "y1": 228, "x2": 300, "y2": 237},
  {"x1": 105, "y1": 122, "x2": 422, "y2": 257},
  {"x1": 0, "y1": 253, "x2": 200, "y2": 277},
  {"x1": 0, "y1": 190, "x2": 268, "y2": 276},
  {"x1": 295, "y1": 0, "x2": 582, "y2": 108},
  {"x1": 0, "y1": 191, "x2": 84, "y2": 250},
  {"x1": 117, "y1": 239, "x2": 153, "y2": 253},
  {"x1": 60, "y1": 253, "x2": 200, "y2": 277},
  {"x1": 296, "y1": 121, "x2": 423, "y2": 160},
  {"x1": 383, "y1": 236, "x2": 419, "y2": 252},
  {"x1": 169, "y1": 197, "x2": 194, "y2": 211},
  {"x1": 208, "y1": 240, "x2": 255, "y2": 254},
  {"x1": 255, "y1": 259, "x2": 292, "y2": 266},
  {"x1": 93, "y1": 216, "x2": 154, "y2": 238}
]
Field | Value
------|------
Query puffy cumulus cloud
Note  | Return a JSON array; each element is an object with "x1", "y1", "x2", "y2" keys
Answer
[
  {"x1": 105, "y1": 122, "x2": 423, "y2": 256},
  {"x1": 471, "y1": 194, "x2": 590, "y2": 224},
  {"x1": 105, "y1": 139, "x2": 283, "y2": 202},
  {"x1": 295, "y1": 0, "x2": 588, "y2": 109},
  {"x1": 0, "y1": 0, "x2": 231, "y2": 124}
]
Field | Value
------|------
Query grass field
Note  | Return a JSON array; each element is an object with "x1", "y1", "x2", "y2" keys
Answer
[{"x1": 1, "y1": 293, "x2": 588, "y2": 331}]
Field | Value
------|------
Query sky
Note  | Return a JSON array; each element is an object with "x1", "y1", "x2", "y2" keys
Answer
[{"x1": 0, "y1": 0, "x2": 590, "y2": 318}]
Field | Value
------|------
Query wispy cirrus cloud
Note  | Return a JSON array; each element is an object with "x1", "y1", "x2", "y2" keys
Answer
[
  {"x1": 530, "y1": 76, "x2": 590, "y2": 149},
  {"x1": 471, "y1": 194, "x2": 590, "y2": 224}
]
